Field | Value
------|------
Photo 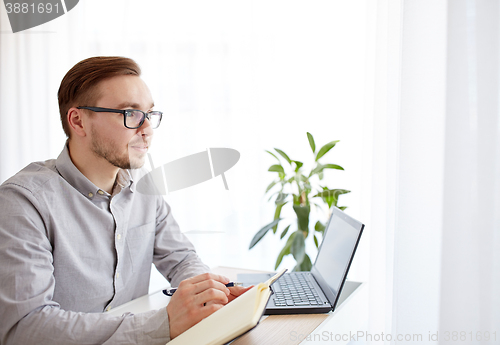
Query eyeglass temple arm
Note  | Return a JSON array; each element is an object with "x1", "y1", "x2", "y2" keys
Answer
[{"x1": 78, "y1": 107, "x2": 126, "y2": 114}]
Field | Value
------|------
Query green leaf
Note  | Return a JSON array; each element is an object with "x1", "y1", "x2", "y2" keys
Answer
[
  {"x1": 327, "y1": 197, "x2": 334, "y2": 208},
  {"x1": 293, "y1": 254, "x2": 312, "y2": 271},
  {"x1": 314, "y1": 235, "x2": 319, "y2": 248},
  {"x1": 293, "y1": 161, "x2": 303, "y2": 172},
  {"x1": 339, "y1": 206, "x2": 347, "y2": 211},
  {"x1": 275, "y1": 232, "x2": 296, "y2": 269},
  {"x1": 266, "y1": 150, "x2": 280, "y2": 161},
  {"x1": 309, "y1": 164, "x2": 322, "y2": 177},
  {"x1": 307, "y1": 132, "x2": 316, "y2": 153},
  {"x1": 268, "y1": 164, "x2": 284, "y2": 173},
  {"x1": 275, "y1": 148, "x2": 292, "y2": 165},
  {"x1": 275, "y1": 192, "x2": 287, "y2": 205},
  {"x1": 280, "y1": 224, "x2": 291, "y2": 239},
  {"x1": 275, "y1": 246, "x2": 289, "y2": 270},
  {"x1": 323, "y1": 164, "x2": 344, "y2": 171},
  {"x1": 272, "y1": 201, "x2": 288, "y2": 233},
  {"x1": 249, "y1": 218, "x2": 282, "y2": 249},
  {"x1": 265, "y1": 180, "x2": 278, "y2": 194},
  {"x1": 315, "y1": 140, "x2": 339, "y2": 161},
  {"x1": 293, "y1": 204, "x2": 310, "y2": 232},
  {"x1": 316, "y1": 187, "x2": 334, "y2": 208},
  {"x1": 314, "y1": 221, "x2": 325, "y2": 233},
  {"x1": 313, "y1": 189, "x2": 351, "y2": 199},
  {"x1": 313, "y1": 189, "x2": 350, "y2": 208},
  {"x1": 310, "y1": 163, "x2": 344, "y2": 177},
  {"x1": 290, "y1": 231, "x2": 305, "y2": 264}
]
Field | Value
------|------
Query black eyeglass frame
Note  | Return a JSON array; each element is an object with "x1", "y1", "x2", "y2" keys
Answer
[{"x1": 76, "y1": 106, "x2": 163, "y2": 129}]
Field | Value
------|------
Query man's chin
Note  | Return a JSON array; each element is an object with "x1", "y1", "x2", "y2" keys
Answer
[{"x1": 128, "y1": 155, "x2": 147, "y2": 170}]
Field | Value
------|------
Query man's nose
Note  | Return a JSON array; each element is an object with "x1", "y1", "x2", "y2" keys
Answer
[{"x1": 139, "y1": 116, "x2": 154, "y2": 136}]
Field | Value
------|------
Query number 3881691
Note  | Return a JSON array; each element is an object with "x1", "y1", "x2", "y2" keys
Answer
[{"x1": 5, "y1": 3, "x2": 59, "y2": 14}]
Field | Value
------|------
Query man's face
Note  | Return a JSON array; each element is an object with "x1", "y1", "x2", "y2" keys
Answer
[{"x1": 86, "y1": 75, "x2": 155, "y2": 170}]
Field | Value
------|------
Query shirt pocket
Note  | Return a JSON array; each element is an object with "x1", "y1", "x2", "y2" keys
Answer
[{"x1": 125, "y1": 221, "x2": 155, "y2": 273}]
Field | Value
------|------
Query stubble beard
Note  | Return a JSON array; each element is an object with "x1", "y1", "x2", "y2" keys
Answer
[{"x1": 90, "y1": 126, "x2": 146, "y2": 170}]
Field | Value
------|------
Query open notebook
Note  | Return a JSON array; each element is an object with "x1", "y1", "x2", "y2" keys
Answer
[{"x1": 168, "y1": 268, "x2": 287, "y2": 345}]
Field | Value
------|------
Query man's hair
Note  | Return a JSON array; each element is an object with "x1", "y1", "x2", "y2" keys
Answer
[{"x1": 58, "y1": 56, "x2": 141, "y2": 138}]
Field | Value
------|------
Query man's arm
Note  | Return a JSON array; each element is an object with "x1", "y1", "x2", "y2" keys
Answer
[
  {"x1": 0, "y1": 185, "x2": 169, "y2": 345},
  {"x1": 152, "y1": 196, "x2": 211, "y2": 287}
]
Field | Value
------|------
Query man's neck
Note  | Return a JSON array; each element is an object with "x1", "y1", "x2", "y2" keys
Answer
[{"x1": 67, "y1": 140, "x2": 120, "y2": 194}]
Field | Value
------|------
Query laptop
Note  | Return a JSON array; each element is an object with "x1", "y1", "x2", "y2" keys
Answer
[{"x1": 238, "y1": 206, "x2": 364, "y2": 314}]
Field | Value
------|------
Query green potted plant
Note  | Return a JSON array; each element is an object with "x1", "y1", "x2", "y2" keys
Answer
[{"x1": 249, "y1": 132, "x2": 350, "y2": 271}]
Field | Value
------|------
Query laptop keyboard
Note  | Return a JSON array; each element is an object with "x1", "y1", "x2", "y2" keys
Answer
[{"x1": 272, "y1": 273, "x2": 324, "y2": 306}]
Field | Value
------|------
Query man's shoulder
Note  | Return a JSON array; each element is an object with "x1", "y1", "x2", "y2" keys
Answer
[{"x1": 0, "y1": 158, "x2": 59, "y2": 195}]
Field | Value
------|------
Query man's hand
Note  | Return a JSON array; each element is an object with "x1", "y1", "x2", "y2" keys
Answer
[{"x1": 166, "y1": 273, "x2": 231, "y2": 339}]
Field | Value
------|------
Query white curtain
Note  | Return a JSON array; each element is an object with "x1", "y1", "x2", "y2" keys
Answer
[
  {"x1": 366, "y1": 0, "x2": 500, "y2": 343},
  {"x1": 440, "y1": 0, "x2": 500, "y2": 339}
]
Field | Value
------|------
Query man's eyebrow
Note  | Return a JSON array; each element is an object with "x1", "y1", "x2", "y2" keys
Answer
[{"x1": 116, "y1": 102, "x2": 155, "y2": 110}]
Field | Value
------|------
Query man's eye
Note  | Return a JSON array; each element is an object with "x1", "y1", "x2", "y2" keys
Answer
[{"x1": 126, "y1": 111, "x2": 142, "y2": 117}]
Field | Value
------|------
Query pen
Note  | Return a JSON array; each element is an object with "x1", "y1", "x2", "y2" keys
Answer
[{"x1": 163, "y1": 282, "x2": 243, "y2": 296}]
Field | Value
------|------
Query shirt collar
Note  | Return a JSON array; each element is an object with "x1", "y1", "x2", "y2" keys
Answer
[
  {"x1": 112, "y1": 169, "x2": 135, "y2": 196},
  {"x1": 55, "y1": 144, "x2": 134, "y2": 199}
]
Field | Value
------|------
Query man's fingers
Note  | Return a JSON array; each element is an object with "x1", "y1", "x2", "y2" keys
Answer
[
  {"x1": 199, "y1": 303, "x2": 224, "y2": 318},
  {"x1": 167, "y1": 273, "x2": 232, "y2": 340},
  {"x1": 204, "y1": 299, "x2": 221, "y2": 307},
  {"x1": 192, "y1": 279, "x2": 230, "y2": 296},
  {"x1": 195, "y1": 287, "x2": 229, "y2": 306}
]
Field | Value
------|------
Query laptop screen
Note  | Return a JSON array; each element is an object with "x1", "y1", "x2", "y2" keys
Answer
[{"x1": 311, "y1": 207, "x2": 364, "y2": 309}]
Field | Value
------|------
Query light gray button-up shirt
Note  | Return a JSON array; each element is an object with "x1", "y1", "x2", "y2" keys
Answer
[{"x1": 0, "y1": 145, "x2": 210, "y2": 344}]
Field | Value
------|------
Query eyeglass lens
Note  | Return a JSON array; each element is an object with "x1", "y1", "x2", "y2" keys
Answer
[{"x1": 125, "y1": 110, "x2": 162, "y2": 129}]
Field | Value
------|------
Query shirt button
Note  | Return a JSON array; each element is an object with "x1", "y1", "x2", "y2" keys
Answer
[
  {"x1": 106, "y1": 306, "x2": 111, "y2": 312},
  {"x1": 88, "y1": 192, "x2": 94, "y2": 198},
  {"x1": 117, "y1": 234, "x2": 121, "y2": 240},
  {"x1": 116, "y1": 272, "x2": 120, "y2": 279},
  {"x1": 98, "y1": 190, "x2": 104, "y2": 195}
]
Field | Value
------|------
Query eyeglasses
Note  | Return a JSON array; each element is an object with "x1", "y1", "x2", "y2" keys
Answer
[{"x1": 77, "y1": 106, "x2": 163, "y2": 129}]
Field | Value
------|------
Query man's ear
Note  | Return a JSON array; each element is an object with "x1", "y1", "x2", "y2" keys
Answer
[{"x1": 67, "y1": 108, "x2": 87, "y2": 137}]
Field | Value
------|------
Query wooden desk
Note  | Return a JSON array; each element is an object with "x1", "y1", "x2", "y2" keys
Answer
[{"x1": 108, "y1": 267, "x2": 368, "y2": 344}]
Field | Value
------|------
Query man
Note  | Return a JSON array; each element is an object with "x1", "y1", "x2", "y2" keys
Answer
[{"x1": 0, "y1": 56, "x2": 249, "y2": 344}]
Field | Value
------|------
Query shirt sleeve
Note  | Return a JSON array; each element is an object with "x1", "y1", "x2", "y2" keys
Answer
[
  {"x1": 152, "y1": 196, "x2": 210, "y2": 287},
  {"x1": 0, "y1": 185, "x2": 171, "y2": 345}
]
